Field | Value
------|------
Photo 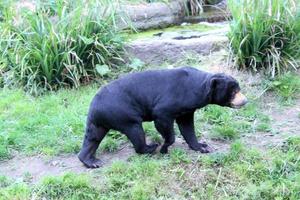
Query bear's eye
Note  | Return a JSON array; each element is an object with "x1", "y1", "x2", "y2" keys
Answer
[{"x1": 231, "y1": 90, "x2": 239, "y2": 99}]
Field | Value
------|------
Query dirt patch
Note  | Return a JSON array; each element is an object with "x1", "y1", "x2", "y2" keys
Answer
[
  {"x1": 245, "y1": 98, "x2": 300, "y2": 150},
  {"x1": 0, "y1": 144, "x2": 134, "y2": 183},
  {"x1": 0, "y1": 137, "x2": 230, "y2": 183}
]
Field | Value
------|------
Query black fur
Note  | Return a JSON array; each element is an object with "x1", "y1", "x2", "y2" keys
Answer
[{"x1": 78, "y1": 67, "x2": 241, "y2": 168}]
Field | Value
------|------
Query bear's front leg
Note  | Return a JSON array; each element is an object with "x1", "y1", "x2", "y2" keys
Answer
[{"x1": 176, "y1": 112, "x2": 210, "y2": 153}]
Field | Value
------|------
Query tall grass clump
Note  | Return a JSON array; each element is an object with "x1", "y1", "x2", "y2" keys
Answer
[
  {"x1": 228, "y1": 0, "x2": 300, "y2": 77},
  {"x1": 0, "y1": 0, "x2": 125, "y2": 94}
]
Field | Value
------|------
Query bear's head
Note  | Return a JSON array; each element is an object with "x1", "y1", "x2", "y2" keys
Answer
[{"x1": 209, "y1": 73, "x2": 247, "y2": 109}]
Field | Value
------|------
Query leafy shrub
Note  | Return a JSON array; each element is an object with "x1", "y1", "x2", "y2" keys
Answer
[
  {"x1": 228, "y1": 0, "x2": 300, "y2": 77},
  {"x1": 0, "y1": 0, "x2": 125, "y2": 94}
]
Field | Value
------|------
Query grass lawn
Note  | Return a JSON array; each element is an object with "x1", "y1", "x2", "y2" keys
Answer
[{"x1": 0, "y1": 57, "x2": 300, "y2": 199}]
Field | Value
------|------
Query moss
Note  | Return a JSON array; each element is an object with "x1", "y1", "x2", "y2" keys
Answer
[{"x1": 123, "y1": 23, "x2": 219, "y2": 41}]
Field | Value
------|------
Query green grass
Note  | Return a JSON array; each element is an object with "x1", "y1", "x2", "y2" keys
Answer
[
  {"x1": 228, "y1": 0, "x2": 300, "y2": 77},
  {"x1": 34, "y1": 173, "x2": 100, "y2": 200},
  {"x1": 2, "y1": 137, "x2": 300, "y2": 199},
  {"x1": 100, "y1": 132, "x2": 126, "y2": 152},
  {"x1": 169, "y1": 148, "x2": 191, "y2": 164},
  {"x1": 0, "y1": 86, "x2": 98, "y2": 159},
  {"x1": 197, "y1": 102, "x2": 271, "y2": 140}
]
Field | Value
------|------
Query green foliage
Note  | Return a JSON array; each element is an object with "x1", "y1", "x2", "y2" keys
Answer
[
  {"x1": 0, "y1": 0, "x2": 125, "y2": 94},
  {"x1": 228, "y1": 0, "x2": 300, "y2": 77}
]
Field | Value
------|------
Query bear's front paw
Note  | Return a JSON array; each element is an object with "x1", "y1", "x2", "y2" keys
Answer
[
  {"x1": 160, "y1": 145, "x2": 168, "y2": 154},
  {"x1": 79, "y1": 157, "x2": 103, "y2": 168}
]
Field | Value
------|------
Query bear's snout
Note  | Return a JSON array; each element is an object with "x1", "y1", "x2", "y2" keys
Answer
[{"x1": 230, "y1": 92, "x2": 247, "y2": 109}]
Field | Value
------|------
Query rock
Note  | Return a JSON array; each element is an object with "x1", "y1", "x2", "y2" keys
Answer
[
  {"x1": 125, "y1": 27, "x2": 228, "y2": 65},
  {"x1": 206, "y1": 0, "x2": 223, "y2": 4},
  {"x1": 119, "y1": 1, "x2": 185, "y2": 30},
  {"x1": 119, "y1": 0, "x2": 229, "y2": 30}
]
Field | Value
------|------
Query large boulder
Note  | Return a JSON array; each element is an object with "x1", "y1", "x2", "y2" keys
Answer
[
  {"x1": 119, "y1": 1, "x2": 185, "y2": 30},
  {"x1": 125, "y1": 26, "x2": 228, "y2": 65}
]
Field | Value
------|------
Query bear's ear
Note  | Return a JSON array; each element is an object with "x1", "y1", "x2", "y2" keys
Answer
[
  {"x1": 210, "y1": 78, "x2": 218, "y2": 90},
  {"x1": 209, "y1": 76, "x2": 223, "y2": 92}
]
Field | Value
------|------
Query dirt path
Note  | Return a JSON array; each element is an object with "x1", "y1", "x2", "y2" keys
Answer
[{"x1": 0, "y1": 137, "x2": 231, "y2": 183}]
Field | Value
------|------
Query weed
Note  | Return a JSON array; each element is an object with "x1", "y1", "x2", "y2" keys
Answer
[
  {"x1": 228, "y1": 0, "x2": 300, "y2": 77},
  {"x1": 0, "y1": 0, "x2": 126, "y2": 94}
]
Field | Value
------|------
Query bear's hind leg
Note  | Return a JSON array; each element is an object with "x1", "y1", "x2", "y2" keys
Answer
[
  {"x1": 154, "y1": 118, "x2": 175, "y2": 154},
  {"x1": 123, "y1": 123, "x2": 159, "y2": 154},
  {"x1": 78, "y1": 122, "x2": 108, "y2": 168}
]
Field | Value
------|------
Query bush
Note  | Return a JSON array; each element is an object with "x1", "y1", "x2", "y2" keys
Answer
[
  {"x1": 228, "y1": 0, "x2": 300, "y2": 77},
  {"x1": 0, "y1": 0, "x2": 125, "y2": 94}
]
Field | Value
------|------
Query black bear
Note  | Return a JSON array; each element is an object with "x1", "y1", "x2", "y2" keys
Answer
[{"x1": 78, "y1": 67, "x2": 247, "y2": 168}]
